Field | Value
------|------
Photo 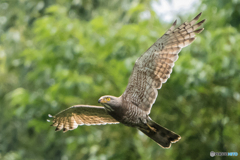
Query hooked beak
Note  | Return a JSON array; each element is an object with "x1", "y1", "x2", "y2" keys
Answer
[
  {"x1": 98, "y1": 98, "x2": 106, "y2": 103},
  {"x1": 98, "y1": 98, "x2": 102, "y2": 103}
]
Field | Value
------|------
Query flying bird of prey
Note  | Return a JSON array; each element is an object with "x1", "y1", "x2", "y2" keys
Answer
[{"x1": 48, "y1": 13, "x2": 205, "y2": 148}]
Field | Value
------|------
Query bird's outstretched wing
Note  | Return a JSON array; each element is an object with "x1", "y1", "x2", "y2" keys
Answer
[
  {"x1": 48, "y1": 105, "x2": 119, "y2": 132},
  {"x1": 122, "y1": 13, "x2": 205, "y2": 114}
]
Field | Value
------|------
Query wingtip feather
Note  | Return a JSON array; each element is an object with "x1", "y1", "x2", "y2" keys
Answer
[
  {"x1": 63, "y1": 128, "x2": 68, "y2": 133},
  {"x1": 193, "y1": 12, "x2": 202, "y2": 20},
  {"x1": 194, "y1": 28, "x2": 204, "y2": 34},
  {"x1": 189, "y1": 37, "x2": 196, "y2": 43},
  {"x1": 173, "y1": 19, "x2": 177, "y2": 26},
  {"x1": 198, "y1": 19, "x2": 206, "y2": 25}
]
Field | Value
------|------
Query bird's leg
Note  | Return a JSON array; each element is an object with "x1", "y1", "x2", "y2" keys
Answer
[
  {"x1": 139, "y1": 118, "x2": 157, "y2": 133},
  {"x1": 146, "y1": 123, "x2": 157, "y2": 132},
  {"x1": 139, "y1": 127, "x2": 150, "y2": 133}
]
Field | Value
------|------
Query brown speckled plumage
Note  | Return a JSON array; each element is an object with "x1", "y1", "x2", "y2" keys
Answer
[{"x1": 48, "y1": 13, "x2": 205, "y2": 148}]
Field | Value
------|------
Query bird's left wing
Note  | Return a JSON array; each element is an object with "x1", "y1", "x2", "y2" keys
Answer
[
  {"x1": 122, "y1": 13, "x2": 205, "y2": 114},
  {"x1": 48, "y1": 105, "x2": 119, "y2": 132}
]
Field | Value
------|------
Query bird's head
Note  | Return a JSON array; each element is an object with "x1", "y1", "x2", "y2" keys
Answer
[{"x1": 98, "y1": 95, "x2": 120, "y2": 112}]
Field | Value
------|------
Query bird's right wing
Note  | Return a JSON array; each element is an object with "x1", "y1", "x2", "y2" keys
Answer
[{"x1": 48, "y1": 105, "x2": 119, "y2": 132}]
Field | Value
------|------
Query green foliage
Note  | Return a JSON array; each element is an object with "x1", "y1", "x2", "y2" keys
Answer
[{"x1": 0, "y1": 0, "x2": 240, "y2": 160}]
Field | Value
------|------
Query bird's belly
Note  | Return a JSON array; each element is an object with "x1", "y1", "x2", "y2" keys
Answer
[{"x1": 117, "y1": 107, "x2": 147, "y2": 127}]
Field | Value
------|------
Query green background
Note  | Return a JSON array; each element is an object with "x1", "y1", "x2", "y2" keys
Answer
[{"x1": 0, "y1": 0, "x2": 239, "y2": 160}]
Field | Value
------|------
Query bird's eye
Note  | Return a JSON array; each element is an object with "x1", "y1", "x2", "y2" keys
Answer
[{"x1": 106, "y1": 97, "x2": 110, "y2": 101}]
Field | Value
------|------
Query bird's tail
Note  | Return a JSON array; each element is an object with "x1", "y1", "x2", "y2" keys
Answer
[{"x1": 138, "y1": 119, "x2": 181, "y2": 148}]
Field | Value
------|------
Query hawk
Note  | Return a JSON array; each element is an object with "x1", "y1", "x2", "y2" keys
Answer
[{"x1": 48, "y1": 13, "x2": 205, "y2": 148}]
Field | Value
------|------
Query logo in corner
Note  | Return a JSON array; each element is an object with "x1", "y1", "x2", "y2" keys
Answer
[{"x1": 210, "y1": 151, "x2": 215, "y2": 157}]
